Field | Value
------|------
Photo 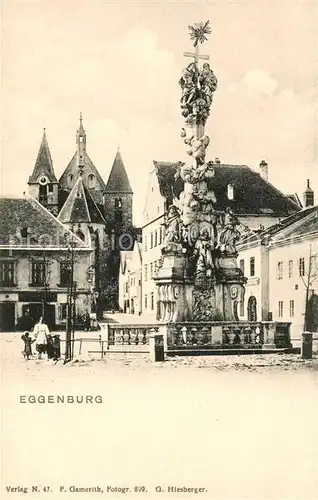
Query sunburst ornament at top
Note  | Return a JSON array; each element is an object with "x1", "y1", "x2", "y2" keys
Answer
[{"x1": 188, "y1": 21, "x2": 212, "y2": 47}]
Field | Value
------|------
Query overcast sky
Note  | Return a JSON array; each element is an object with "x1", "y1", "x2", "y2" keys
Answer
[{"x1": 1, "y1": 0, "x2": 317, "y2": 224}]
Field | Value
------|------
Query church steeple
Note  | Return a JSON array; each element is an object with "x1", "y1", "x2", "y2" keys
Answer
[
  {"x1": 28, "y1": 128, "x2": 59, "y2": 216},
  {"x1": 76, "y1": 113, "x2": 86, "y2": 170}
]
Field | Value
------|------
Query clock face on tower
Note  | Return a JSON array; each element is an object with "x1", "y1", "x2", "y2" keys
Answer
[{"x1": 38, "y1": 175, "x2": 48, "y2": 185}]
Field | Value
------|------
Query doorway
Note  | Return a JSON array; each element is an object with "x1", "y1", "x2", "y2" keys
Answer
[
  {"x1": 0, "y1": 302, "x2": 15, "y2": 331},
  {"x1": 247, "y1": 296, "x2": 257, "y2": 321}
]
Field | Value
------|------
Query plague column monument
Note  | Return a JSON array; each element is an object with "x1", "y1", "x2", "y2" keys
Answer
[{"x1": 154, "y1": 21, "x2": 246, "y2": 322}]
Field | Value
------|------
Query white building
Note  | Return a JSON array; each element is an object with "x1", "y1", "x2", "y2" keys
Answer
[
  {"x1": 119, "y1": 241, "x2": 142, "y2": 315},
  {"x1": 237, "y1": 196, "x2": 318, "y2": 341}
]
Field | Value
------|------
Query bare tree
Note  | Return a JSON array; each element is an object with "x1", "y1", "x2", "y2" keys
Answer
[{"x1": 300, "y1": 245, "x2": 318, "y2": 332}]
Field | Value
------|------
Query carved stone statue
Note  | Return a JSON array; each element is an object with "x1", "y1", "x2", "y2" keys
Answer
[
  {"x1": 218, "y1": 208, "x2": 241, "y2": 254},
  {"x1": 179, "y1": 63, "x2": 197, "y2": 117},
  {"x1": 162, "y1": 205, "x2": 183, "y2": 253},
  {"x1": 199, "y1": 63, "x2": 218, "y2": 106}
]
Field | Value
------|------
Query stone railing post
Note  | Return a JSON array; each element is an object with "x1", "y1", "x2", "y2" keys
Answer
[
  {"x1": 301, "y1": 332, "x2": 313, "y2": 359},
  {"x1": 158, "y1": 324, "x2": 168, "y2": 352},
  {"x1": 149, "y1": 328, "x2": 165, "y2": 362},
  {"x1": 262, "y1": 322, "x2": 276, "y2": 349}
]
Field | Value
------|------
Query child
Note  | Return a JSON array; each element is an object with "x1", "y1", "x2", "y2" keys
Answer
[{"x1": 21, "y1": 331, "x2": 34, "y2": 360}]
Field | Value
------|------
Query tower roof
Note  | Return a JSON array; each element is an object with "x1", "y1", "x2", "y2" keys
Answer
[
  {"x1": 58, "y1": 175, "x2": 106, "y2": 225},
  {"x1": 28, "y1": 129, "x2": 57, "y2": 183},
  {"x1": 105, "y1": 150, "x2": 133, "y2": 194}
]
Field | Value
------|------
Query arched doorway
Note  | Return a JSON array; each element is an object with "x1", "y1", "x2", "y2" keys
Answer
[{"x1": 247, "y1": 296, "x2": 257, "y2": 321}]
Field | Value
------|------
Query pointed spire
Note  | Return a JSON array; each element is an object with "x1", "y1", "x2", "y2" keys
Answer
[
  {"x1": 28, "y1": 129, "x2": 57, "y2": 183},
  {"x1": 105, "y1": 150, "x2": 133, "y2": 193},
  {"x1": 58, "y1": 176, "x2": 106, "y2": 225},
  {"x1": 78, "y1": 112, "x2": 85, "y2": 134}
]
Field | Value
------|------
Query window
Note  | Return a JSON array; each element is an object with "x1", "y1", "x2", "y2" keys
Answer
[
  {"x1": 60, "y1": 262, "x2": 71, "y2": 286},
  {"x1": 277, "y1": 261, "x2": 283, "y2": 280},
  {"x1": 150, "y1": 232, "x2": 153, "y2": 249},
  {"x1": 75, "y1": 230, "x2": 85, "y2": 242},
  {"x1": 144, "y1": 265, "x2": 148, "y2": 281},
  {"x1": 239, "y1": 259, "x2": 245, "y2": 275},
  {"x1": 154, "y1": 230, "x2": 158, "y2": 247},
  {"x1": 144, "y1": 294, "x2": 148, "y2": 310},
  {"x1": 289, "y1": 300, "x2": 295, "y2": 318},
  {"x1": 227, "y1": 183, "x2": 234, "y2": 200},
  {"x1": 48, "y1": 184, "x2": 53, "y2": 193},
  {"x1": 21, "y1": 227, "x2": 28, "y2": 238},
  {"x1": 299, "y1": 258, "x2": 305, "y2": 277},
  {"x1": 88, "y1": 174, "x2": 95, "y2": 188},
  {"x1": 151, "y1": 292, "x2": 154, "y2": 311},
  {"x1": 159, "y1": 227, "x2": 162, "y2": 245},
  {"x1": 144, "y1": 236, "x2": 147, "y2": 252},
  {"x1": 250, "y1": 257, "x2": 255, "y2": 277},
  {"x1": 31, "y1": 262, "x2": 46, "y2": 286},
  {"x1": 288, "y1": 260, "x2": 293, "y2": 278},
  {"x1": 278, "y1": 301, "x2": 283, "y2": 318},
  {"x1": 60, "y1": 304, "x2": 67, "y2": 320},
  {"x1": 0, "y1": 261, "x2": 15, "y2": 286}
]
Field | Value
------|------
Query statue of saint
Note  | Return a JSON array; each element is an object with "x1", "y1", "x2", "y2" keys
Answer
[
  {"x1": 199, "y1": 63, "x2": 218, "y2": 106},
  {"x1": 218, "y1": 208, "x2": 241, "y2": 254},
  {"x1": 179, "y1": 63, "x2": 197, "y2": 111},
  {"x1": 162, "y1": 205, "x2": 183, "y2": 252}
]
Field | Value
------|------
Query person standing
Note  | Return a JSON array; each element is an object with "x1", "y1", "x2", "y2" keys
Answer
[
  {"x1": 21, "y1": 331, "x2": 35, "y2": 360},
  {"x1": 33, "y1": 317, "x2": 49, "y2": 360}
]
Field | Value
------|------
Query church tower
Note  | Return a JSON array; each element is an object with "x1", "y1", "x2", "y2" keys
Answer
[
  {"x1": 104, "y1": 149, "x2": 133, "y2": 232},
  {"x1": 28, "y1": 129, "x2": 59, "y2": 216}
]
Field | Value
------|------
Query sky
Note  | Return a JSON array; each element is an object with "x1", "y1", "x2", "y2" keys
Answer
[{"x1": 1, "y1": 0, "x2": 317, "y2": 225}]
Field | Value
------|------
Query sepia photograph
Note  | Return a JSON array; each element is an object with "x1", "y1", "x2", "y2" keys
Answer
[{"x1": 1, "y1": 0, "x2": 318, "y2": 499}]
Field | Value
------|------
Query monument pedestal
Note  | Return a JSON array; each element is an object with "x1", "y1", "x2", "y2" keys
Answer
[{"x1": 154, "y1": 252, "x2": 194, "y2": 323}]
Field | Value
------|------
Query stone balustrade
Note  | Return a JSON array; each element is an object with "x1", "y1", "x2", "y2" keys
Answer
[{"x1": 99, "y1": 323, "x2": 159, "y2": 347}]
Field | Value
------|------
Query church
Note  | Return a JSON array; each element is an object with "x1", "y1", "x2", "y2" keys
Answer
[{"x1": 27, "y1": 115, "x2": 136, "y2": 315}]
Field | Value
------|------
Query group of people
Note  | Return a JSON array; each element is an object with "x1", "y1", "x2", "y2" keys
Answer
[{"x1": 21, "y1": 317, "x2": 61, "y2": 361}]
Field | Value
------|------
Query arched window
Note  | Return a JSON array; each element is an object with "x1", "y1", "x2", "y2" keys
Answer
[
  {"x1": 88, "y1": 174, "x2": 95, "y2": 188},
  {"x1": 68, "y1": 174, "x2": 74, "y2": 187},
  {"x1": 247, "y1": 296, "x2": 257, "y2": 321},
  {"x1": 75, "y1": 230, "x2": 85, "y2": 242}
]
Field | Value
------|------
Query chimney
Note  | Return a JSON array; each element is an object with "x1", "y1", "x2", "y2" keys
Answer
[
  {"x1": 259, "y1": 160, "x2": 268, "y2": 180},
  {"x1": 303, "y1": 179, "x2": 314, "y2": 207}
]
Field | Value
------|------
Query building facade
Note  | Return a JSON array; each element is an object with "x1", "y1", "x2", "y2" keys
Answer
[
  {"x1": 0, "y1": 196, "x2": 93, "y2": 331},
  {"x1": 237, "y1": 201, "x2": 318, "y2": 341}
]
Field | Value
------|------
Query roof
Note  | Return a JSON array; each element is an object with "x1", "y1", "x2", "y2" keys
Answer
[
  {"x1": 154, "y1": 161, "x2": 301, "y2": 217},
  {"x1": 0, "y1": 196, "x2": 89, "y2": 249},
  {"x1": 238, "y1": 205, "x2": 318, "y2": 247},
  {"x1": 28, "y1": 130, "x2": 57, "y2": 183},
  {"x1": 57, "y1": 175, "x2": 106, "y2": 224},
  {"x1": 105, "y1": 151, "x2": 133, "y2": 193}
]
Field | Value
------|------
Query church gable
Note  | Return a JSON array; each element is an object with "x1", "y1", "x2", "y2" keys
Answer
[{"x1": 59, "y1": 152, "x2": 106, "y2": 205}]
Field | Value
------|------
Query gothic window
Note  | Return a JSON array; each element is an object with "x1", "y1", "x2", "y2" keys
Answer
[
  {"x1": 114, "y1": 198, "x2": 123, "y2": 223},
  {"x1": 68, "y1": 174, "x2": 74, "y2": 187},
  {"x1": 39, "y1": 185, "x2": 47, "y2": 204},
  {"x1": 0, "y1": 261, "x2": 15, "y2": 286},
  {"x1": 48, "y1": 184, "x2": 53, "y2": 193},
  {"x1": 88, "y1": 174, "x2": 95, "y2": 188}
]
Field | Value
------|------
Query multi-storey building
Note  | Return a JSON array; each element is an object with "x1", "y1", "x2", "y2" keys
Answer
[
  {"x1": 237, "y1": 184, "x2": 317, "y2": 341},
  {"x1": 0, "y1": 195, "x2": 93, "y2": 331}
]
